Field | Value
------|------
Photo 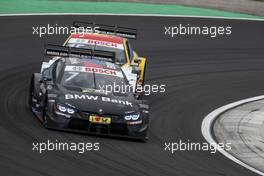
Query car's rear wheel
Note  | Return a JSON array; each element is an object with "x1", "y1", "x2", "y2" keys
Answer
[
  {"x1": 29, "y1": 75, "x2": 36, "y2": 107},
  {"x1": 29, "y1": 74, "x2": 48, "y2": 125}
]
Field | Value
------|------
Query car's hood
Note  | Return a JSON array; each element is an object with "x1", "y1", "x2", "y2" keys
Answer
[{"x1": 57, "y1": 88, "x2": 138, "y2": 116}]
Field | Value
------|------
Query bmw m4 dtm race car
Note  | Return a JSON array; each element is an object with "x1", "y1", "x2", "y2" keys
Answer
[
  {"x1": 63, "y1": 21, "x2": 147, "y2": 96},
  {"x1": 29, "y1": 45, "x2": 149, "y2": 141}
]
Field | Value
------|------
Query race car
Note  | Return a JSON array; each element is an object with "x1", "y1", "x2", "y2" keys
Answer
[
  {"x1": 63, "y1": 21, "x2": 147, "y2": 97},
  {"x1": 29, "y1": 45, "x2": 150, "y2": 141}
]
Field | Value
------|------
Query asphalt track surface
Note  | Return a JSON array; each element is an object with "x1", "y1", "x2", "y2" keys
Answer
[{"x1": 0, "y1": 15, "x2": 263, "y2": 176}]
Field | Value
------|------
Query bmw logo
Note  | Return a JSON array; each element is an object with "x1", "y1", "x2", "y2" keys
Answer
[{"x1": 98, "y1": 109, "x2": 103, "y2": 115}]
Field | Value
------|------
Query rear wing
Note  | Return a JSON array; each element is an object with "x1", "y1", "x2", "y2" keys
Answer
[
  {"x1": 44, "y1": 44, "x2": 116, "y2": 63},
  {"x1": 73, "y1": 21, "x2": 137, "y2": 39}
]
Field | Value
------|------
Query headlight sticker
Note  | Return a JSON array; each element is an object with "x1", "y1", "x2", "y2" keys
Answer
[{"x1": 124, "y1": 113, "x2": 140, "y2": 121}]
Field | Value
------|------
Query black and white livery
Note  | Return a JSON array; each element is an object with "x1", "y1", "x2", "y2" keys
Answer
[{"x1": 29, "y1": 45, "x2": 149, "y2": 141}]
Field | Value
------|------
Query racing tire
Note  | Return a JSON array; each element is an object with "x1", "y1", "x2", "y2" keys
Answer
[{"x1": 29, "y1": 75, "x2": 37, "y2": 108}]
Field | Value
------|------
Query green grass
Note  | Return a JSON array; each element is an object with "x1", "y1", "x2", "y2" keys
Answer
[{"x1": 0, "y1": 0, "x2": 263, "y2": 19}]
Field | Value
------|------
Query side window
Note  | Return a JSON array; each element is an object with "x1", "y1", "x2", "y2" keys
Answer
[
  {"x1": 43, "y1": 60, "x2": 58, "y2": 81},
  {"x1": 51, "y1": 61, "x2": 57, "y2": 80},
  {"x1": 55, "y1": 60, "x2": 63, "y2": 80},
  {"x1": 126, "y1": 40, "x2": 134, "y2": 61}
]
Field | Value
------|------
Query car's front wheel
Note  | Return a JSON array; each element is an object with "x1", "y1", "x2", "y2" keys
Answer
[{"x1": 29, "y1": 74, "x2": 37, "y2": 108}]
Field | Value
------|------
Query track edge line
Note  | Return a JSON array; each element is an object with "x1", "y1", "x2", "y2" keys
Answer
[
  {"x1": 0, "y1": 13, "x2": 263, "y2": 21},
  {"x1": 201, "y1": 95, "x2": 264, "y2": 176}
]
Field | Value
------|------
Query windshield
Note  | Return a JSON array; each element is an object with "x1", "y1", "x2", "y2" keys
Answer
[
  {"x1": 60, "y1": 65, "x2": 128, "y2": 93},
  {"x1": 67, "y1": 39, "x2": 127, "y2": 64}
]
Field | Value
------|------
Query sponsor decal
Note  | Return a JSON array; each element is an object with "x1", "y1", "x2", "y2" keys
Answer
[
  {"x1": 64, "y1": 65, "x2": 123, "y2": 77},
  {"x1": 69, "y1": 58, "x2": 81, "y2": 64},
  {"x1": 82, "y1": 88, "x2": 106, "y2": 94},
  {"x1": 65, "y1": 94, "x2": 98, "y2": 100},
  {"x1": 86, "y1": 67, "x2": 116, "y2": 75},
  {"x1": 68, "y1": 38, "x2": 124, "y2": 50},
  {"x1": 65, "y1": 94, "x2": 133, "y2": 107},
  {"x1": 105, "y1": 62, "x2": 116, "y2": 69},
  {"x1": 89, "y1": 115, "x2": 111, "y2": 124},
  {"x1": 84, "y1": 61, "x2": 103, "y2": 68}
]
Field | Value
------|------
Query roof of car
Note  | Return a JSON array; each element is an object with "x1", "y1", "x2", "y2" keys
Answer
[
  {"x1": 70, "y1": 33, "x2": 124, "y2": 44},
  {"x1": 64, "y1": 57, "x2": 121, "y2": 71},
  {"x1": 62, "y1": 58, "x2": 124, "y2": 78}
]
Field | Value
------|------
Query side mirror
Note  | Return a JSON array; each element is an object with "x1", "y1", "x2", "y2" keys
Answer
[
  {"x1": 130, "y1": 63, "x2": 139, "y2": 67},
  {"x1": 42, "y1": 68, "x2": 53, "y2": 83},
  {"x1": 43, "y1": 77, "x2": 52, "y2": 82},
  {"x1": 132, "y1": 66, "x2": 140, "y2": 74},
  {"x1": 133, "y1": 57, "x2": 141, "y2": 63}
]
